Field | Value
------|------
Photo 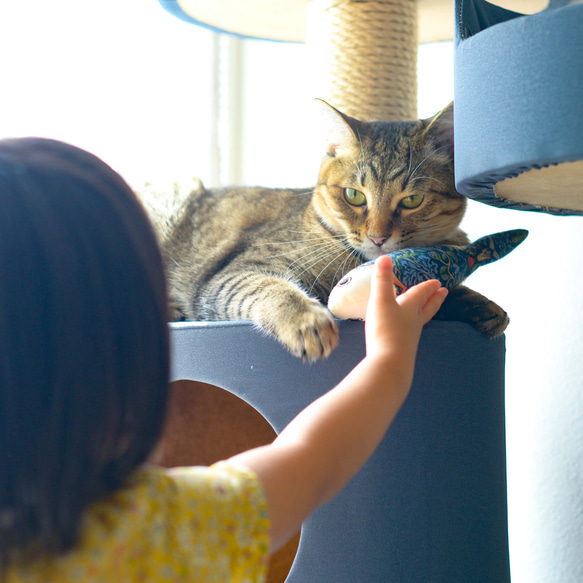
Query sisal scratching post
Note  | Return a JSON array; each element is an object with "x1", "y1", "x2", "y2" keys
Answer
[{"x1": 306, "y1": 0, "x2": 418, "y2": 121}]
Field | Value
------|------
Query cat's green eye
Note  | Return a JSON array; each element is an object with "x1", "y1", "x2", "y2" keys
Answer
[
  {"x1": 344, "y1": 188, "x2": 366, "y2": 207},
  {"x1": 400, "y1": 194, "x2": 424, "y2": 209}
]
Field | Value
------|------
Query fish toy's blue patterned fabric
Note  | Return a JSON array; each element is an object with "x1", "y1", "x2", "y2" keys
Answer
[
  {"x1": 388, "y1": 229, "x2": 528, "y2": 295},
  {"x1": 328, "y1": 229, "x2": 528, "y2": 319}
]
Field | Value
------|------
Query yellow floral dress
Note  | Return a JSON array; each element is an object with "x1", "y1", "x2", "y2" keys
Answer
[{"x1": 5, "y1": 462, "x2": 271, "y2": 582}]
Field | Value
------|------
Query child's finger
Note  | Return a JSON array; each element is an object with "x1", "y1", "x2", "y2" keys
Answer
[
  {"x1": 419, "y1": 286, "x2": 448, "y2": 323},
  {"x1": 366, "y1": 256, "x2": 397, "y2": 323},
  {"x1": 373, "y1": 255, "x2": 394, "y2": 282},
  {"x1": 369, "y1": 255, "x2": 396, "y2": 302},
  {"x1": 397, "y1": 279, "x2": 446, "y2": 322}
]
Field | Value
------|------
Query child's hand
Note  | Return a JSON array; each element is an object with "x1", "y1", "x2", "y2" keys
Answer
[
  {"x1": 232, "y1": 257, "x2": 448, "y2": 554},
  {"x1": 365, "y1": 255, "x2": 448, "y2": 362}
]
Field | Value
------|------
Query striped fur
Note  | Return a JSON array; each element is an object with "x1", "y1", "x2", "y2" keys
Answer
[{"x1": 142, "y1": 101, "x2": 507, "y2": 361}]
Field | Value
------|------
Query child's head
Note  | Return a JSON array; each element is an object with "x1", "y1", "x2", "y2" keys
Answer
[{"x1": 0, "y1": 138, "x2": 170, "y2": 553}]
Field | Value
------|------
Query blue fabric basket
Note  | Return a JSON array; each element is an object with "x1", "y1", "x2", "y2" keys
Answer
[{"x1": 454, "y1": 0, "x2": 583, "y2": 215}]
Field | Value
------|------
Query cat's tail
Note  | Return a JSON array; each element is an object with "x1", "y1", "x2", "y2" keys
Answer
[
  {"x1": 465, "y1": 229, "x2": 529, "y2": 274},
  {"x1": 136, "y1": 177, "x2": 206, "y2": 246}
]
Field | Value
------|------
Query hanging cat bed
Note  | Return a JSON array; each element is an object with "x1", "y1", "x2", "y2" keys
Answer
[{"x1": 453, "y1": 0, "x2": 583, "y2": 215}]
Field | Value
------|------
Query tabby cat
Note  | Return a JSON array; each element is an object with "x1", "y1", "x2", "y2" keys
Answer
[{"x1": 142, "y1": 100, "x2": 507, "y2": 361}]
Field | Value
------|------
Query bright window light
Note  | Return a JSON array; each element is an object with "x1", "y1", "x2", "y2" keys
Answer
[
  {"x1": 0, "y1": 0, "x2": 214, "y2": 188},
  {"x1": 1, "y1": 1, "x2": 454, "y2": 190}
]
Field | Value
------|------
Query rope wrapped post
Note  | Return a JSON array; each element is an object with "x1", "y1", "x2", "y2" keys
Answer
[{"x1": 306, "y1": 0, "x2": 418, "y2": 121}]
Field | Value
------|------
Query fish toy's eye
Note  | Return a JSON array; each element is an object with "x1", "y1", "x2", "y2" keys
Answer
[
  {"x1": 344, "y1": 188, "x2": 367, "y2": 207},
  {"x1": 337, "y1": 276, "x2": 352, "y2": 287},
  {"x1": 400, "y1": 194, "x2": 424, "y2": 209}
]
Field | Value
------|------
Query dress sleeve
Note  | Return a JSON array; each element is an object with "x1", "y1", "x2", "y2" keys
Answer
[{"x1": 165, "y1": 461, "x2": 271, "y2": 582}]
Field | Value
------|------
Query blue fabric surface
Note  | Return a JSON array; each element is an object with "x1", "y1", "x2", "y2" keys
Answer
[
  {"x1": 454, "y1": 0, "x2": 583, "y2": 215},
  {"x1": 170, "y1": 319, "x2": 510, "y2": 582},
  {"x1": 157, "y1": 0, "x2": 295, "y2": 43}
]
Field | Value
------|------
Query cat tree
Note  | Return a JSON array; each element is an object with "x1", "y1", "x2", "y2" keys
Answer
[
  {"x1": 160, "y1": 0, "x2": 583, "y2": 213},
  {"x1": 155, "y1": 0, "x2": 583, "y2": 581}
]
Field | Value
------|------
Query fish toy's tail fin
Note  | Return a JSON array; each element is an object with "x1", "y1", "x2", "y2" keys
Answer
[{"x1": 466, "y1": 229, "x2": 529, "y2": 274}]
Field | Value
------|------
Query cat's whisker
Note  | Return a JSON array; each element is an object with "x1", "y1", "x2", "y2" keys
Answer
[
  {"x1": 333, "y1": 247, "x2": 361, "y2": 285},
  {"x1": 323, "y1": 245, "x2": 359, "y2": 285},
  {"x1": 408, "y1": 144, "x2": 449, "y2": 183},
  {"x1": 408, "y1": 175, "x2": 447, "y2": 188},
  {"x1": 271, "y1": 229, "x2": 345, "y2": 255},
  {"x1": 401, "y1": 217, "x2": 464, "y2": 245},
  {"x1": 329, "y1": 252, "x2": 354, "y2": 288},
  {"x1": 296, "y1": 254, "x2": 339, "y2": 284},
  {"x1": 290, "y1": 241, "x2": 348, "y2": 281},
  {"x1": 286, "y1": 240, "x2": 346, "y2": 274},
  {"x1": 286, "y1": 236, "x2": 347, "y2": 245},
  {"x1": 271, "y1": 239, "x2": 342, "y2": 260},
  {"x1": 283, "y1": 239, "x2": 341, "y2": 269},
  {"x1": 273, "y1": 244, "x2": 338, "y2": 262},
  {"x1": 355, "y1": 128, "x2": 365, "y2": 159},
  {"x1": 253, "y1": 234, "x2": 345, "y2": 248},
  {"x1": 252, "y1": 228, "x2": 346, "y2": 247},
  {"x1": 294, "y1": 232, "x2": 346, "y2": 241},
  {"x1": 302, "y1": 243, "x2": 350, "y2": 278},
  {"x1": 310, "y1": 247, "x2": 353, "y2": 293},
  {"x1": 285, "y1": 229, "x2": 343, "y2": 236}
]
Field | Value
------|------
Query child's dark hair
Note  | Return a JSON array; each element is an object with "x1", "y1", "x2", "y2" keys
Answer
[{"x1": 0, "y1": 138, "x2": 170, "y2": 555}]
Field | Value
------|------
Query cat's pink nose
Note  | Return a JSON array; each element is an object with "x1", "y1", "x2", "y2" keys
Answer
[{"x1": 368, "y1": 235, "x2": 388, "y2": 247}]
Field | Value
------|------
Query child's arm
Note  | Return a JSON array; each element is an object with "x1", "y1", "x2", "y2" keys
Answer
[{"x1": 229, "y1": 255, "x2": 448, "y2": 552}]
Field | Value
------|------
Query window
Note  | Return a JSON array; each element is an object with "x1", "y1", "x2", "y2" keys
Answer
[
  {"x1": 1, "y1": 1, "x2": 454, "y2": 191},
  {"x1": 0, "y1": 0, "x2": 214, "y2": 188}
]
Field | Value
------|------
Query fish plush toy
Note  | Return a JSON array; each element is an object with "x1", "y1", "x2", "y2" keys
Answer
[{"x1": 327, "y1": 229, "x2": 528, "y2": 320}]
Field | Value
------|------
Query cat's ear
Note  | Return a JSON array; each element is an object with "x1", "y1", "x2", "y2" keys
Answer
[
  {"x1": 422, "y1": 101, "x2": 454, "y2": 156},
  {"x1": 314, "y1": 99, "x2": 360, "y2": 155}
]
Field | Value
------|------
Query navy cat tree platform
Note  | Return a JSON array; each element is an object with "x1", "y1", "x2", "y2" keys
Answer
[{"x1": 169, "y1": 319, "x2": 510, "y2": 582}]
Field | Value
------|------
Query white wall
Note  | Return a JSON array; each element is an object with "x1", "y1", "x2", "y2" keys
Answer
[
  {"x1": 0, "y1": 0, "x2": 214, "y2": 187},
  {"x1": 463, "y1": 201, "x2": 583, "y2": 583}
]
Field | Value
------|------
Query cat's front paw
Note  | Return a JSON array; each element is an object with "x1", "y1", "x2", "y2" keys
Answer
[
  {"x1": 435, "y1": 285, "x2": 509, "y2": 338},
  {"x1": 471, "y1": 300, "x2": 509, "y2": 337},
  {"x1": 274, "y1": 299, "x2": 339, "y2": 362}
]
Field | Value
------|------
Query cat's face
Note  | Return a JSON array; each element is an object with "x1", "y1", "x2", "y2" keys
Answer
[{"x1": 312, "y1": 101, "x2": 466, "y2": 261}]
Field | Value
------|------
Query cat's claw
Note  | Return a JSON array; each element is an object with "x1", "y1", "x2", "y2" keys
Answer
[{"x1": 276, "y1": 301, "x2": 339, "y2": 362}]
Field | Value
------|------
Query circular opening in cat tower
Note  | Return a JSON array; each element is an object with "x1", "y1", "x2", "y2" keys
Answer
[{"x1": 157, "y1": 380, "x2": 300, "y2": 583}]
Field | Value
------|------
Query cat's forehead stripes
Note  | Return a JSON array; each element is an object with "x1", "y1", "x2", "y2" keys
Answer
[
  {"x1": 352, "y1": 123, "x2": 423, "y2": 190},
  {"x1": 351, "y1": 156, "x2": 409, "y2": 194},
  {"x1": 385, "y1": 164, "x2": 408, "y2": 183},
  {"x1": 354, "y1": 168, "x2": 368, "y2": 188}
]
